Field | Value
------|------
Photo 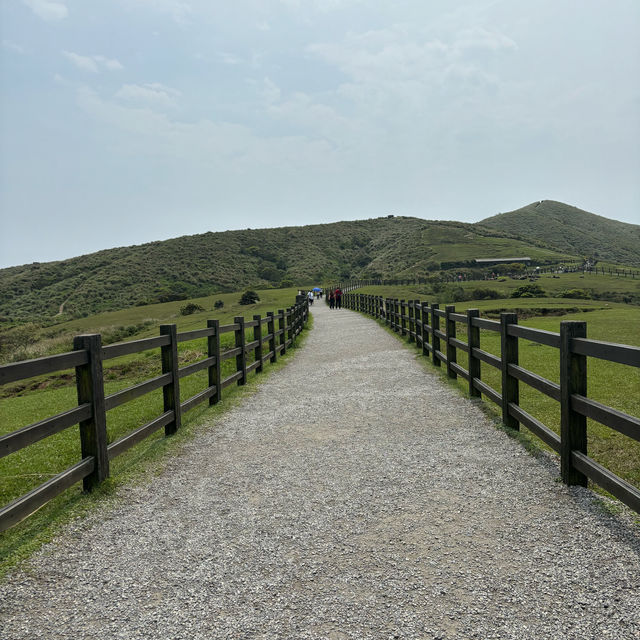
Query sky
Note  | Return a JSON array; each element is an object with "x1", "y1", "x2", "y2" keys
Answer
[{"x1": 1, "y1": 0, "x2": 639, "y2": 268}]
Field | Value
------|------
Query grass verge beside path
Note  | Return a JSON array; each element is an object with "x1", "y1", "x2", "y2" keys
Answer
[
  {"x1": 0, "y1": 311, "x2": 313, "y2": 579},
  {"x1": 351, "y1": 286, "x2": 640, "y2": 511}
]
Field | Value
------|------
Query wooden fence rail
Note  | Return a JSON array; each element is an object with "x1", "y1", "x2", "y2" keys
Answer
[
  {"x1": 0, "y1": 297, "x2": 309, "y2": 533},
  {"x1": 343, "y1": 292, "x2": 640, "y2": 514}
]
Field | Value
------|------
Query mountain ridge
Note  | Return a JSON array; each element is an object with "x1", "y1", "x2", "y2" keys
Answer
[{"x1": 1, "y1": 201, "x2": 637, "y2": 320}]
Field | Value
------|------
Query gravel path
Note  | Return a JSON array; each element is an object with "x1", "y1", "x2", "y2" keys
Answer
[{"x1": 1, "y1": 303, "x2": 639, "y2": 639}]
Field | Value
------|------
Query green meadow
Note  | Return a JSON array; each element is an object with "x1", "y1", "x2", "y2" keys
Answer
[
  {"x1": 354, "y1": 283, "x2": 640, "y2": 500},
  {"x1": 0, "y1": 287, "x2": 309, "y2": 574}
]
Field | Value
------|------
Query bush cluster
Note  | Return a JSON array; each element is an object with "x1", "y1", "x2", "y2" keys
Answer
[
  {"x1": 511, "y1": 284, "x2": 546, "y2": 298},
  {"x1": 180, "y1": 302, "x2": 205, "y2": 316},
  {"x1": 239, "y1": 290, "x2": 260, "y2": 305}
]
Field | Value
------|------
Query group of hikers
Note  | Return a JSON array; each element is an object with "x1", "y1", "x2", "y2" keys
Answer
[
  {"x1": 305, "y1": 287, "x2": 343, "y2": 309},
  {"x1": 327, "y1": 287, "x2": 343, "y2": 309}
]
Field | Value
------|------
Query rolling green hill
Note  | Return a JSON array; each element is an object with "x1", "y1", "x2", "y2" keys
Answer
[
  {"x1": 0, "y1": 201, "x2": 633, "y2": 321},
  {"x1": 476, "y1": 200, "x2": 640, "y2": 267}
]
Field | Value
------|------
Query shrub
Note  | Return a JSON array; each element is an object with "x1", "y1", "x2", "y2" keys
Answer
[
  {"x1": 449, "y1": 286, "x2": 469, "y2": 302},
  {"x1": 180, "y1": 302, "x2": 205, "y2": 315},
  {"x1": 511, "y1": 284, "x2": 546, "y2": 298},
  {"x1": 558, "y1": 289, "x2": 592, "y2": 300},
  {"x1": 239, "y1": 290, "x2": 260, "y2": 305},
  {"x1": 213, "y1": 299, "x2": 224, "y2": 309},
  {"x1": 470, "y1": 288, "x2": 501, "y2": 300}
]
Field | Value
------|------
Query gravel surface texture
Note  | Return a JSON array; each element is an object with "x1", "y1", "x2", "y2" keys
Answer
[{"x1": 1, "y1": 302, "x2": 639, "y2": 639}]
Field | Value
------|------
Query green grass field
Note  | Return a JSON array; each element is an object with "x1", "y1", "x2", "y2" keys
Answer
[
  {"x1": 0, "y1": 288, "x2": 310, "y2": 575},
  {"x1": 354, "y1": 270, "x2": 640, "y2": 306},
  {"x1": 353, "y1": 284, "x2": 640, "y2": 503}
]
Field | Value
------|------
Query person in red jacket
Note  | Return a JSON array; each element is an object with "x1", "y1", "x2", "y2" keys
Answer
[{"x1": 334, "y1": 287, "x2": 343, "y2": 309}]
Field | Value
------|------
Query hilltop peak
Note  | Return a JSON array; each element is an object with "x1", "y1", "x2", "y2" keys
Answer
[{"x1": 476, "y1": 201, "x2": 640, "y2": 266}]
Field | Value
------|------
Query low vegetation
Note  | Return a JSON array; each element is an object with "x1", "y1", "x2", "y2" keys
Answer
[{"x1": 239, "y1": 290, "x2": 260, "y2": 305}]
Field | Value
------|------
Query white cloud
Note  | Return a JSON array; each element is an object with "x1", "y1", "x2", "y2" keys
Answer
[
  {"x1": 261, "y1": 77, "x2": 281, "y2": 104},
  {"x1": 63, "y1": 51, "x2": 99, "y2": 73},
  {"x1": 127, "y1": 0, "x2": 192, "y2": 24},
  {"x1": 115, "y1": 83, "x2": 181, "y2": 107},
  {"x1": 93, "y1": 55, "x2": 124, "y2": 71},
  {"x1": 219, "y1": 52, "x2": 242, "y2": 65},
  {"x1": 21, "y1": 0, "x2": 68, "y2": 21},
  {"x1": 63, "y1": 51, "x2": 123, "y2": 73},
  {"x1": 76, "y1": 87, "x2": 337, "y2": 172},
  {"x1": 2, "y1": 40, "x2": 26, "y2": 54},
  {"x1": 306, "y1": 23, "x2": 518, "y2": 124}
]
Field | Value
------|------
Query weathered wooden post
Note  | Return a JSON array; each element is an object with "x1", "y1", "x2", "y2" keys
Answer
[
  {"x1": 253, "y1": 314, "x2": 263, "y2": 373},
  {"x1": 408, "y1": 300, "x2": 415, "y2": 343},
  {"x1": 421, "y1": 301, "x2": 430, "y2": 357},
  {"x1": 287, "y1": 308, "x2": 294, "y2": 345},
  {"x1": 560, "y1": 321, "x2": 588, "y2": 486},
  {"x1": 267, "y1": 312, "x2": 277, "y2": 363},
  {"x1": 234, "y1": 316, "x2": 247, "y2": 385},
  {"x1": 73, "y1": 334, "x2": 109, "y2": 490},
  {"x1": 278, "y1": 309, "x2": 286, "y2": 356},
  {"x1": 207, "y1": 319, "x2": 221, "y2": 405},
  {"x1": 500, "y1": 312, "x2": 519, "y2": 430},
  {"x1": 400, "y1": 300, "x2": 407, "y2": 336},
  {"x1": 466, "y1": 309, "x2": 481, "y2": 398},
  {"x1": 431, "y1": 303, "x2": 441, "y2": 367},
  {"x1": 445, "y1": 305, "x2": 457, "y2": 379},
  {"x1": 160, "y1": 324, "x2": 181, "y2": 435}
]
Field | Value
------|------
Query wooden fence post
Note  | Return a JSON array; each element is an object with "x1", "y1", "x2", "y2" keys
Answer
[
  {"x1": 287, "y1": 308, "x2": 294, "y2": 345},
  {"x1": 445, "y1": 305, "x2": 457, "y2": 379},
  {"x1": 408, "y1": 301, "x2": 415, "y2": 343},
  {"x1": 560, "y1": 321, "x2": 588, "y2": 486},
  {"x1": 253, "y1": 314, "x2": 263, "y2": 373},
  {"x1": 421, "y1": 301, "x2": 430, "y2": 356},
  {"x1": 278, "y1": 309, "x2": 286, "y2": 355},
  {"x1": 431, "y1": 303, "x2": 441, "y2": 367},
  {"x1": 500, "y1": 313, "x2": 519, "y2": 430},
  {"x1": 207, "y1": 319, "x2": 221, "y2": 405},
  {"x1": 267, "y1": 312, "x2": 277, "y2": 363},
  {"x1": 400, "y1": 300, "x2": 407, "y2": 336},
  {"x1": 467, "y1": 309, "x2": 481, "y2": 398},
  {"x1": 160, "y1": 324, "x2": 181, "y2": 435},
  {"x1": 234, "y1": 316, "x2": 247, "y2": 386},
  {"x1": 73, "y1": 334, "x2": 109, "y2": 491}
]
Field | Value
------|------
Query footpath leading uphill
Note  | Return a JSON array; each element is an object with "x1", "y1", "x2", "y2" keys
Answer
[{"x1": 1, "y1": 303, "x2": 639, "y2": 639}]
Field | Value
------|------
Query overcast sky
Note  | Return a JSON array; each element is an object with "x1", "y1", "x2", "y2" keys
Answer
[{"x1": 1, "y1": 0, "x2": 639, "y2": 268}]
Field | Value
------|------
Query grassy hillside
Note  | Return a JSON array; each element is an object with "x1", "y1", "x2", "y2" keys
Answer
[
  {"x1": 2, "y1": 201, "x2": 636, "y2": 322},
  {"x1": 476, "y1": 200, "x2": 640, "y2": 267},
  {"x1": 0, "y1": 216, "x2": 576, "y2": 321}
]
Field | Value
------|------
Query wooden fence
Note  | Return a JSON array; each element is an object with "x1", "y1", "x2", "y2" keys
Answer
[
  {"x1": 343, "y1": 292, "x2": 640, "y2": 514},
  {"x1": 0, "y1": 297, "x2": 309, "y2": 532}
]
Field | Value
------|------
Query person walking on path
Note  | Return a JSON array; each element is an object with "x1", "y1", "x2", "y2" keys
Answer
[
  {"x1": 334, "y1": 287, "x2": 343, "y2": 309},
  {"x1": 1, "y1": 302, "x2": 639, "y2": 639},
  {"x1": 328, "y1": 289, "x2": 335, "y2": 309},
  {"x1": 307, "y1": 290, "x2": 314, "y2": 305}
]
